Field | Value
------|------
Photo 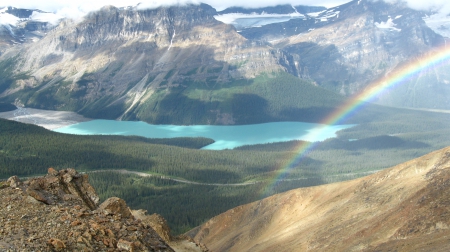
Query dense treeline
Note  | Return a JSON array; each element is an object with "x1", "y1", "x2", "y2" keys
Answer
[
  {"x1": 0, "y1": 119, "x2": 223, "y2": 178},
  {"x1": 2, "y1": 107, "x2": 450, "y2": 182},
  {"x1": 127, "y1": 72, "x2": 346, "y2": 125},
  {"x1": 3, "y1": 107, "x2": 450, "y2": 234},
  {"x1": 88, "y1": 171, "x2": 365, "y2": 235}
]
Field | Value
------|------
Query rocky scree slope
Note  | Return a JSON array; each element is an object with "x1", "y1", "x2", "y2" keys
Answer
[
  {"x1": 189, "y1": 145, "x2": 450, "y2": 251},
  {"x1": 0, "y1": 168, "x2": 204, "y2": 251}
]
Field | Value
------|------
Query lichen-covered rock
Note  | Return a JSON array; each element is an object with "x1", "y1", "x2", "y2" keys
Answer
[
  {"x1": 22, "y1": 168, "x2": 99, "y2": 209},
  {"x1": 7, "y1": 175, "x2": 22, "y2": 188},
  {"x1": 47, "y1": 238, "x2": 66, "y2": 251},
  {"x1": 99, "y1": 197, "x2": 132, "y2": 218},
  {"x1": 132, "y1": 210, "x2": 172, "y2": 243},
  {"x1": 117, "y1": 239, "x2": 135, "y2": 251}
]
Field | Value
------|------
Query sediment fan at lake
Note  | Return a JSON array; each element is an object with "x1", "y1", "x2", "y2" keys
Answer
[
  {"x1": 0, "y1": 107, "x2": 91, "y2": 130},
  {"x1": 188, "y1": 146, "x2": 450, "y2": 252}
]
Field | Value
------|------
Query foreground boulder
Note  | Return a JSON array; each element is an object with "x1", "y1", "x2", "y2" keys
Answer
[{"x1": 132, "y1": 210, "x2": 207, "y2": 252}]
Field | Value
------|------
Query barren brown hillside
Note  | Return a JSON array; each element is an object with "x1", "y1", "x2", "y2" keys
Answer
[{"x1": 190, "y1": 146, "x2": 450, "y2": 251}]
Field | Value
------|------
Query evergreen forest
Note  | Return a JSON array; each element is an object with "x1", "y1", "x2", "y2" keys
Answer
[{"x1": 2, "y1": 102, "x2": 450, "y2": 234}]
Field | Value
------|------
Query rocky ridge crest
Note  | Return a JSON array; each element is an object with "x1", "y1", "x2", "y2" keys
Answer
[{"x1": 0, "y1": 168, "x2": 191, "y2": 251}]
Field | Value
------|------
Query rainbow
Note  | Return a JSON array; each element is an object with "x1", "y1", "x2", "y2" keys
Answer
[{"x1": 262, "y1": 44, "x2": 450, "y2": 197}]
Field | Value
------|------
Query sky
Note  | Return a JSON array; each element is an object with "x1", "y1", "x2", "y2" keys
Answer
[{"x1": 1, "y1": 0, "x2": 450, "y2": 20}]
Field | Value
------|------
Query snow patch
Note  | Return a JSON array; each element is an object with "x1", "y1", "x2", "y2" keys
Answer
[
  {"x1": 307, "y1": 10, "x2": 326, "y2": 18},
  {"x1": 1, "y1": 8, "x2": 62, "y2": 32},
  {"x1": 214, "y1": 12, "x2": 305, "y2": 29},
  {"x1": 30, "y1": 11, "x2": 62, "y2": 26},
  {"x1": 0, "y1": 11, "x2": 20, "y2": 26},
  {"x1": 308, "y1": 9, "x2": 340, "y2": 22},
  {"x1": 423, "y1": 13, "x2": 450, "y2": 38},
  {"x1": 375, "y1": 17, "x2": 401, "y2": 32},
  {"x1": 321, "y1": 10, "x2": 340, "y2": 19}
]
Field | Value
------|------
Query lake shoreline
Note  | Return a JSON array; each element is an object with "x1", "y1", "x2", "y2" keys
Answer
[
  {"x1": 0, "y1": 107, "x2": 92, "y2": 130},
  {"x1": 0, "y1": 108, "x2": 355, "y2": 150},
  {"x1": 54, "y1": 119, "x2": 354, "y2": 150}
]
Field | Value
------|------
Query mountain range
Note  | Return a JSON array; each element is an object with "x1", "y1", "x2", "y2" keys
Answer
[
  {"x1": 2, "y1": 1, "x2": 450, "y2": 251},
  {"x1": 0, "y1": 0, "x2": 450, "y2": 125}
]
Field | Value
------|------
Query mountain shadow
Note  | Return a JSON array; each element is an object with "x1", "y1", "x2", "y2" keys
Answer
[
  {"x1": 0, "y1": 103, "x2": 16, "y2": 112},
  {"x1": 231, "y1": 93, "x2": 274, "y2": 124},
  {"x1": 279, "y1": 106, "x2": 337, "y2": 123}
]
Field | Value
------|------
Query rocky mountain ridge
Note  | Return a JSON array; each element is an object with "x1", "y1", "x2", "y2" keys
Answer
[
  {"x1": 240, "y1": 0, "x2": 447, "y2": 97},
  {"x1": 0, "y1": 1, "x2": 450, "y2": 123},
  {"x1": 188, "y1": 145, "x2": 450, "y2": 251},
  {"x1": 0, "y1": 3, "x2": 295, "y2": 123},
  {"x1": 0, "y1": 168, "x2": 205, "y2": 251}
]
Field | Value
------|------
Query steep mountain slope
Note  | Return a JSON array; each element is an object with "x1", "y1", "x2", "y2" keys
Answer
[
  {"x1": 189, "y1": 145, "x2": 450, "y2": 251},
  {"x1": 1, "y1": 1, "x2": 449, "y2": 122},
  {"x1": 279, "y1": 0, "x2": 443, "y2": 93},
  {"x1": 236, "y1": 0, "x2": 450, "y2": 110},
  {"x1": 0, "y1": 4, "x2": 316, "y2": 124}
]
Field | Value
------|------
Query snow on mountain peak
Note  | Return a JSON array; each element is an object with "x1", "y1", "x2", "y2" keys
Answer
[
  {"x1": 423, "y1": 13, "x2": 450, "y2": 38},
  {"x1": 375, "y1": 17, "x2": 401, "y2": 32},
  {"x1": 0, "y1": 8, "x2": 20, "y2": 26},
  {"x1": 214, "y1": 12, "x2": 305, "y2": 29},
  {"x1": 30, "y1": 11, "x2": 62, "y2": 26}
]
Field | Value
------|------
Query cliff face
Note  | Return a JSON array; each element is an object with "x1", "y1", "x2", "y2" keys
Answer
[
  {"x1": 189, "y1": 146, "x2": 450, "y2": 252},
  {"x1": 1, "y1": 1, "x2": 449, "y2": 120},
  {"x1": 236, "y1": 0, "x2": 450, "y2": 107},
  {"x1": 278, "y1": 0, "x2": 443, "y2": 96},
  {"x1": 0, "y1": 168, "x2": 177, "y2": 251},
  {"x1": 0, "y1": 4, "x2": 290, "y2": 122}
]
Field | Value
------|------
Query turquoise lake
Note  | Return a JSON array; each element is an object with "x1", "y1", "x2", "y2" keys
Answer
[{"x1": 54, "y1": 120, "x2": 354, "y2": 150}]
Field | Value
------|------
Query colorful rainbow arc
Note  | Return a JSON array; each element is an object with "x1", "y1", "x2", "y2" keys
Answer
[{"x1": 261, "y1": 44, "x2": 450, "y2": 197}]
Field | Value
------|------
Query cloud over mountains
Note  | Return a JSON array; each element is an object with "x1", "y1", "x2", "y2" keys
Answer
[{"x1": 1, "y1": 0, "x2": 449, "y2": 21}]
